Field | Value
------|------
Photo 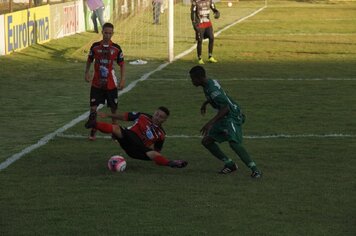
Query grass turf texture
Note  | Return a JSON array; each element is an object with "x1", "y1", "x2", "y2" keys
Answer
[{"x1": 1, "y1": 0, "x2": 356, "y2": 235}]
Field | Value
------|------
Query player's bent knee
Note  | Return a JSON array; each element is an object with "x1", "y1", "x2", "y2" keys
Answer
[
  {"x1": 229, "y1": 141, "x2": 239, "y2": 148},
  {"x1": 112, "y1": 126, "x2": 123, "y2": 138},
  {"x1": 146, "y1": 150, "x2": 160, "y2": 160}
]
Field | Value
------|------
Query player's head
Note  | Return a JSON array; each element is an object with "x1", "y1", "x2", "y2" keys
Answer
[
  {"x1": 102, "y1": 23, "x2": 114, "y2": 42},
  {"x1": 152, "y1": 106, "x2": 170, "y2": 125},
  {"x1": 102, "y1": 22, "x2": 114, "y2": 31},
  {"x1": 189, "y1": 65, "x2": 206, "y2": 86}
]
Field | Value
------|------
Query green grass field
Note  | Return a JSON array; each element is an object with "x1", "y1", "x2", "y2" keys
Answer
[{"x1": 1, "y1": 0, "x2": 356, "y2": 235}]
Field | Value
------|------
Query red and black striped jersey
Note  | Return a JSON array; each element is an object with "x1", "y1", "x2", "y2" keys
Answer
[
  {"x1": 191, "y1": 0, "x2": 217, "y2": 28},
  {"x1": 87, "y1": 40, "x2": 124, "y2": 90},
  {"x1": 124, "y1": 112, "x2": 166, "y2": 151}
]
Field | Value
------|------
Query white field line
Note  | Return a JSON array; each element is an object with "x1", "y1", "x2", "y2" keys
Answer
[
  {"x1": 250, "y1": 19, "x2": 356, "y2": 22},
  {"x1": 215, "y1": 4, "x2": 267, "y2": 38},
  {"x1": 147, "y1": 77, "x2": 356, "y2": 81},
  {"x1": 0, "y1": 63, "x2": 168, "y2": 171},
  {"x1": 56, "y1": 133, "x2": 356, "y2": 139},
  {"x1": 238, "y1": 33, "x2": 356, "y2": 36},
  {"x1": 173, "y1": 3, "x2": 268, "y2": 61},
  {"x1": 0, "y1": 5, "x2": 268, "y2": 171},
  {"x1": 223, "y1": 78, "x2": 356, "y2": 81}
]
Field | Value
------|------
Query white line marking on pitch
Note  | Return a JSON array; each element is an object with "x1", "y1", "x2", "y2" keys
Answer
[
  {"x1": 148, "y1": 77, "x2": 356, "y2": 81},
  {"x1": 0, "y1": 5, "x2": 268, "y2": 171},
  {"x1": 56, "y1": 133, "x2": 356, "y2": 139}
]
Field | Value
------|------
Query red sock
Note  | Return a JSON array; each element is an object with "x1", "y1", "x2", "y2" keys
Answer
[
  {"x1": 153, "y1": 155, "x2": 170, "y2": 166},
  {"x1": 96, "y1": 122, "x2": 113, "y2": 134}
]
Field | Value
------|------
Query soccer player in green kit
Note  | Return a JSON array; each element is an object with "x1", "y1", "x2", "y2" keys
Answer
[{"x1": 189, "y1": 66, "x2": 262, "y2": 178}]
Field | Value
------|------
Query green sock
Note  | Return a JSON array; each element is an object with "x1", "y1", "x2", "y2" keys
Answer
[
  {"x1": 229, "y1": 142, "x2": 257, "y2": 171},
  {"x1": 204, "y1": 142, "x2": 234, "y2": 166}
]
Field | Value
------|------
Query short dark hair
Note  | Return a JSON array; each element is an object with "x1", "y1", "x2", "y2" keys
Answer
[
  {"x1": 102, "y1": 22, "x2": 114, "y2": 30},
  {"x1": 158, "y1": 106, "x2": 170, "y2": 116},
  {"x1": 189, "y1": 65, "x2": 206, "y2": 79}
]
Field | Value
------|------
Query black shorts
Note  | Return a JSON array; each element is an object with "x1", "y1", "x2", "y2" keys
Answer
[
  {"x1": 196, "y1": 26, "x2": 214, "y2": 41},
  {"x1": 115, "y1": 128, "x2": 151, "y2": 161},
  {"x1": 90, "y1": 86, "x2": 118, "y2": 109}
]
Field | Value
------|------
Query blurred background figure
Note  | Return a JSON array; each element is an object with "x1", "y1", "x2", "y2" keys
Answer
[
  {"x1": 86, "y1": 0, "x2": 105, "y2": 33},
  {"x1": 152, "y1": 0, "x2": 163, "y2": 24}
]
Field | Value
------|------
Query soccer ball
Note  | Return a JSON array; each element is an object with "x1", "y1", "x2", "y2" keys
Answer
[
  {"x1": 228, "y1": 2, "x2": 233, "y2": 7},
  {"x1": 108, "y1": 155, "x2": 127, "y2": 172}
]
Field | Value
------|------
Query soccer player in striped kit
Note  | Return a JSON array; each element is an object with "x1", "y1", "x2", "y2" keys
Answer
[
  {"x1": 191, "y1": 0, "x2": 220, "y2": 64},
  {"x1": 84, "y1": 22, "x2": 126, "y2": 141},
  {"x1": 85, "y1": 106, "x2": 188, "y2": 168}
]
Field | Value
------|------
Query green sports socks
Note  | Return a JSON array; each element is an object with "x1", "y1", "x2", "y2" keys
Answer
[
  {"x1": 229, "y1": 142, "x2": 258, "y2": 172},
  {"x1": 204, "y1": 142, "x2": 234, "y2": 166}
]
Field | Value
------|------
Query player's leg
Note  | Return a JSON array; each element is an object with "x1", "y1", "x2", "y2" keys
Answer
[
  {"x1": 88, "y1": 107, "x2": 98, "y2": 141},
  {"x1": 106, "y1": 88, "x2": 120, "y2": 140},
  {"x1": 196, "y1": 29, "x2": 204, "y2": 64},
  {"x1": 229, "y1": 141, "x2": 261, "y2": 178},
  {"x1": 202, "y1": 136, "x2": 237, "y2": 174},
  {"x1": 86, "y1": 104, "x2": 98, "y2": 128},
  {"x1": 153, "y1": 2, "x2": 161, "y2": 24},
  {"x1": 146, "y1": 150, "x2": 188, "y2": 168},
  {"x1": 206, "y1": 26, "x2": 217, "y2": 63},
  {"x1": 85, "y1": 114, "x2": 123, "y2": 139},
  {"x1": 85, "y1": 86, "x2": 100, "y2": 128},
  {"x1": 85, "y1": 87, "x2": 108, "y2": 140},
  {"x1": 95, "y1": 7, "x2": 105, "y2": 28},
  {"x1": 110, "y1": 107, "x2": 118, "y2": 125},
  {"x1": 106, "y1": 88, "x2": 119, "y2": 126},
  {"x1": 227, "y1": 122, "x2": 262, "y2": 178},
  {"x1": 117, "y1": 130, "x2": 187, "y2": 168},
  {"x1": 91, "y1": 11, "x2": 99, "y2": 33},
  {"x1": 156, "y1": 2, "x2": 162, "y2": 23},
  {"x1": 94, "y1": 122, "x2": 123, "y2": 138}
]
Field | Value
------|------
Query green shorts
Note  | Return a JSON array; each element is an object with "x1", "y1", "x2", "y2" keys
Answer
[{"x1": 208, "y1": 118, "x2": 243, "y2": 144}]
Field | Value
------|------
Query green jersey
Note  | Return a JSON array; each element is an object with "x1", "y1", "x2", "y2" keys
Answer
[{"x1": 204, "y1": 79, "x2": 245, "y2": 124}]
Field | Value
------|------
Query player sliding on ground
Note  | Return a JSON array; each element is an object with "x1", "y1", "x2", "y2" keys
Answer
[
  {"x1": 85, "y1": 106, "x2": 188, "y2": 168},
  {"x1": 189, "y1": 66, "x2": 262, "y2": 178}
]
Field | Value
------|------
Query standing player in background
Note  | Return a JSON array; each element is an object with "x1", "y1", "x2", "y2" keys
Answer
[
  {"x1": 85, "y1": 106, "x2": 188, "y2": 168},
  {"x1": 84, "y1": 22, "x2": 126, "y2": 141},
  {"x1": 191, "y1": 0, "x2": 220, "y2": 65},
  {"x1": 189, "y1": 66, "x2": 262, "y2": 178}
]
